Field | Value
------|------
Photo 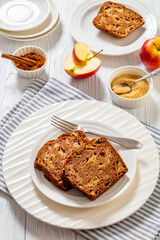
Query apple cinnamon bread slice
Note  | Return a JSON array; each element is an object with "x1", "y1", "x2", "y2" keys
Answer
[
  {"x1": 63, "y1": 137, "x2": 128, "y2": 199},
  {"x1": 34, "y1": 131, "x2": 89, "y2": 191},
  {"x1": 93, "y1": 1, "x2": 145, "y2": 39}
]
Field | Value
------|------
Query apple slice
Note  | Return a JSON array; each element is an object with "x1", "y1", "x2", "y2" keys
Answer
[
  {"x1": 63, "y1": 55, "x2": 101, "y2": 79},
  {"x1": 72, "y1": 42, "x2": 94, "y2": 64}
]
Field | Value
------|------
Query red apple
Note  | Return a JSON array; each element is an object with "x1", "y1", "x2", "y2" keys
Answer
[
  {"x1": 140, "y1": 38, "x2": 160, "y2": 71},
  {"x1": 63, "y1": 55, "x2": 101, "y2": 79},
  {"x1": 72, "y1": 42, "x2": 93, "y2": 64}
]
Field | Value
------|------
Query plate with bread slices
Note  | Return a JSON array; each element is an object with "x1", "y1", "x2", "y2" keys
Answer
[
  {"x1": 30, "y1": 120, "x2": 136, "y2": 208},
  {"x1": 70, "y1": 0, "x2": 158, "y2": 55},
  {"x1": 2, "y1": 100, "x2": 159, "y2": 229}
]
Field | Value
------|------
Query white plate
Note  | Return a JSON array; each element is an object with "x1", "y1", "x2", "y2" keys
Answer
[
  {"x1": 0, "y1": 0, "x2": 50, "y2": 31},
  {"x1": 70, "y1": 0, "x2": 158, "y2": 56},
  {"x1": 30, "y1": 120, "x2": 136, "y2": 208},
  {"x1": 2, "y1": 100, "x2": 159, "y2": 229},
  {"x1": 0, "y1": 0, "x2": 59, "y2": 39},
  {"x1": 0, "y1": 16, "x2": 60, "y2": 42}
]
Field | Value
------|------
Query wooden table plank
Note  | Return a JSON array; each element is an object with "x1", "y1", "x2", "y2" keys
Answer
[{"x1": 0, "y1": 192, "x2": 26, "y2": 240}]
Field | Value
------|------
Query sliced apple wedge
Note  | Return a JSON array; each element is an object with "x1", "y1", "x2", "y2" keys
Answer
[
  {"x1": 72, "y1": 42, "x2": 94, "y2": 64},
  {"x1": 63, "y1": 55, "x2": 101, "y2": 79}
]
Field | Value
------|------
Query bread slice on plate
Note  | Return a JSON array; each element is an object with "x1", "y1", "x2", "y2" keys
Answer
[
  {"x1": 63, "y1": 137, "x2": 128, "y2": 200},
  {"x1": 93, "y1": 1, "x2": 145, "y2": 39},
  {"x1": 34, "y1": 130, "x2": 89, "y2": 191}
]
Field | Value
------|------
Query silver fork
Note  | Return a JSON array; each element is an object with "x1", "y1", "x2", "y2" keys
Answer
[{"x1": 51, "y1": 115, "x2": 143, "y2": 149}]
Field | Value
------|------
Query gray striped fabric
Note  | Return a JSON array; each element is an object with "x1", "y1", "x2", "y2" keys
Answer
[{"x1": 0, "y1": 78, "x2": 160, "y2": 240}]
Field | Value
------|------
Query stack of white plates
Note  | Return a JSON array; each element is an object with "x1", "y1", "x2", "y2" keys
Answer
[
  {"x1": 0, "y1": 0, "x2": 59, "y2": 41},
  {"x1": 2, "y1": 100, "x2": 159, "y2": 229}
]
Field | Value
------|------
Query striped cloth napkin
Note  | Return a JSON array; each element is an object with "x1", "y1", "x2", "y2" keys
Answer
[{"x1": 0, "y1": 78, "x2": 160, "y2": 240}]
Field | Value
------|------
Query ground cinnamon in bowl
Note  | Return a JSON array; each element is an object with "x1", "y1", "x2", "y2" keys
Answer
[{"x1": 15, "y1": 52, "x2": 46, "y2": 71}]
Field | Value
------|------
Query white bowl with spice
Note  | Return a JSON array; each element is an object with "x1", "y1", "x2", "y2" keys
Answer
[
  {"x1": 108, "y1": 66, "x2": 153, "y2": 108},
  {"x1": 12, "y1": 46, "x2": 47, "y2": 79}
]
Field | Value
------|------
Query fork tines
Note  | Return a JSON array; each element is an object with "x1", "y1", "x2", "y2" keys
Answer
[{"x1": 51, "y1": 115, "x2": 76, "y2": 132}]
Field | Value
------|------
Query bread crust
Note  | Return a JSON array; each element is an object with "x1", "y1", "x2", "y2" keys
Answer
[
  {"x1": 63, "y1": 137, "x2": 128, "y2": 200},
  {"x1": 93, "y1": 1, "x2": 145, "y2": 39},
  {"x1": 34, "y1": 131, "x2": 89, "y2": 191}
]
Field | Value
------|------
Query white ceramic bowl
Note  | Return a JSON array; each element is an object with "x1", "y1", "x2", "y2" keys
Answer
[
  {"x1": 108, "y1": 66, "x2": 153, "y2": 108},
  {"x1": 12, "y1": 46, "x2": 47, "y2": 79}
]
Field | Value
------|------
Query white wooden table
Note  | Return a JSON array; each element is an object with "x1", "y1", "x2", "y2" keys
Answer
[{"x1": 0, "y1": 0, "x2": 160, "y2": 239}]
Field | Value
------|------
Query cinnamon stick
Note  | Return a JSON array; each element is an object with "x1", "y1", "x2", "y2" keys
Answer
[{"x1": 1, "y1": 53, "x2": 37, "y2": 66}]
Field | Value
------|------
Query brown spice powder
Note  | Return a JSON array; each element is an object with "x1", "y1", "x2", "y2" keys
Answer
[
  {"x1": 15, "y1": 52, "x2": 45, "y2": 71},
  {"x1": 111, "y1": 74, "x2": 149, "y2": 99}
]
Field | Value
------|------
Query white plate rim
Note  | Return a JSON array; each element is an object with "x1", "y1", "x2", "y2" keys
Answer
[
  {"x1": 0, "y1": 0, "x2": 59, "y2": 39},
  {"x1": 0, "y1": 16, "x2": 60, "y2": 42},
  {"x1": 2, "y1": 100, "x2": 159, "y2": 229},
  {"x1": 0, "y1": 0, "x2": 50, "y2": 31},
  {"x1": 30, "y1": 119, "x2": 136, "y2": 208},
  {"x1": 69, "y1": 0, "x2": 158, "y2": 56}
]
